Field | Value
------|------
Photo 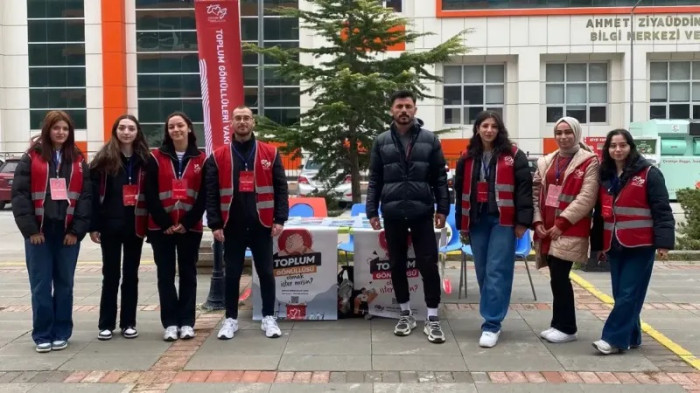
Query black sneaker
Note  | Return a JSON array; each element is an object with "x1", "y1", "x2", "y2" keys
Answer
[
  {"x1": 393, "y1": 310, "x2": 416, "y2": 336},
  {"x1": 424, "y1": 316, "x2": 446, "y2": 343}
]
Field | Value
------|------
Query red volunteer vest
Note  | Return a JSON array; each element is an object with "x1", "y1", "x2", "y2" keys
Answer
[
  {"x1": 539, "y1": 155, "x2": 596, "y2": 238},
  {"x1": 600, "y1": 167, "x2": 654, "y2": 251},
  {"x1": 148, "y1": 149, "x2": 206, "y2": 232},
  {"x1": 212, "y1": 141, "x2": 276, "y2": 228},
  {"x1": 460, "y1": 146, "x2": 518, "y2": 231},
  {"x1": 29, "y1": 150, "x2": 84, "y2": 231},
  {"x1": 98, "y1": 168, "x2": 148, "y2": 238}
]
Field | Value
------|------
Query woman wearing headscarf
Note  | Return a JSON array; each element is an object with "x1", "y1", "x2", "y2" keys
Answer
[{"x1": 532, "y1": 117, "x2": 599, "y2": 344}]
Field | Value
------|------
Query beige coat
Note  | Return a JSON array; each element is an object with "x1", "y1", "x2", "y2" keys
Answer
[{"x1": 533, "y1": 149, "x2": 599, "y2": 268}]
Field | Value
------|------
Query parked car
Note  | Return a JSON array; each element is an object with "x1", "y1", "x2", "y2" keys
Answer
[
  {"x1": 0, "y1": 158, "x2": 20, "y2": 210},
  {"x1": 297, "y1": 159, "x2": 353, "y2": 203}
]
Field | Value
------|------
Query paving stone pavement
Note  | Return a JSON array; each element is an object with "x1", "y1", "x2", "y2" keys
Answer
[{"x1": 1, "y1": 212, "x2": 700, "y2": 392}]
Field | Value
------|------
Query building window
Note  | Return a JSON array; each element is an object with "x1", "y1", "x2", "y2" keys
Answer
[
  {"x1": 650, "y1": 61, "x2": 700, "y2": 120},
  {"x1": 383, "y1": 0, "x2": 402, "y2": 12},
  {"x1": 27, "y1": 0, "x2": 86, "y2": 129},
  {"x1": 442, "y1": 64, "x2": 505, "y2": 125},
  {"x1": 545, "y1": 63, "x2": 608, "y2": 124},
  {"x1": 442, "y1": 0, "x2": 692, "y2": 11},
  {"x1": 135, "y1": 0, "x2": 300, "y2": 146}
]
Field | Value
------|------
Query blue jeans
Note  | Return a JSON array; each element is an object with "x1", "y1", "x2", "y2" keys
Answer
[
  {"x1": 602, "y1": 246, "x2": 655, "y2": 349},
  {"x1": 25, "y1": 222, "x2": 80, "y2": 344},
  {"x1": 470, "y1": 212, "x2": 516, "y2": 333}
]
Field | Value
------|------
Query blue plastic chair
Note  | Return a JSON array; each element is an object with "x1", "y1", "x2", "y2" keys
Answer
[
  {"x1": 459, "y1": 244, "x2": 472, "y2": 299},
  {"x1": 337, "y1": 203, "x2": 367, "y2": 264},
  {"x1": 515, "y1": 229, "x2": 537, "y2": 301},
  {"x1": 289, "y1": 203, "x2": 314, "y2": 217},
  {"x1": 458, "y1": 229, "x2": 536, "y2": 300}
]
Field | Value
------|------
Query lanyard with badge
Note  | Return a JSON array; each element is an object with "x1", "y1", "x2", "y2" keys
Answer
[
  {"x1": 172, "y1": 154, "x2": 188, "y2": 200},
  {"x1": 545, "y1": 155, "x2": 571, "y2": 207},
  {"x1": 122, "y1": 156, "x2": 139, "y2": 206},
  {"x1": 476, "y1": 156, "x2": 489, "y2": 203},
  {"x1": 49, "y1": 151, "x2": 69, "y2": 200},
  {"x1": 234, "y1": 143, "x2": 256, "y2": 193}
]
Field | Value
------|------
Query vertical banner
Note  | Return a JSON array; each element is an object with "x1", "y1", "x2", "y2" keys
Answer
[
  {"x1": 353, "y1": 228, "x2": 444, "y2": 320},
  {"x1": 252, "y1": 227, "x2": 339, "y2": 321},
  {"x1": 194, "y1": 0, "x2": 245, "y2": 155}
]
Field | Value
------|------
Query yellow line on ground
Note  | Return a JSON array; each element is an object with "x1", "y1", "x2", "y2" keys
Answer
[
  {"x1": 0, "y1": 260, "x2": 155, "y2": 267},
  {"x1": 570, "y1": 271, "x2": 700, "y2": 371}
]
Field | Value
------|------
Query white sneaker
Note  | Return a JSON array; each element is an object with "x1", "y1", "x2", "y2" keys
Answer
[
  {"x1": 261, "y1": 316, "x2": 281, "y2": 338},
  {"x1": 479, "y1": 330, "x2": 501, "y2": 348},
  {"x1": 592, "y1": 339, "x2": 621, "y2": 355},
  {"x1": 539, "y1": 327, "x2": 555, "y2": 339},
  {"x1": 122, "y1": 327, "x2": 138, "y2": 339},
  {"x1": 180, "y1": 325, "x2": 195, "y2": 340},
  {"x1": 543, "y1": 328, "x2": 577, "y2": 343},
  {"x1": 217, "y1": 318, "x2": 238, "y2": 340},
  {"x1": 163, "y1": 326, "x2": 178, "y2": 341},
  {"x1": 97, "y1": 329, "x2": 112, "y2": 341}
]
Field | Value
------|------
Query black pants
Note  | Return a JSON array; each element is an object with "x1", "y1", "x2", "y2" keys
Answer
[
  {"x1": 548, "y1": 256, "x2": 577, "y2": 334},
  {"x1": 384, "y1": 216, "x2": 441, "y2": 309},
  {"x1": 98, "y1": 231, "x2": 144, "y2": 331},
  {"x1": 223, "y1": 225, "x2": 276, "y2": 319},
  {"x1": 150, "y1": 231, "x2": 203, "y2": 328}
]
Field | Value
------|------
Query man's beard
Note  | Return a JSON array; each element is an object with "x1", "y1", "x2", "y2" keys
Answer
[{"x1": 394, "y1": 114, "x2": 412, "y2": 124}]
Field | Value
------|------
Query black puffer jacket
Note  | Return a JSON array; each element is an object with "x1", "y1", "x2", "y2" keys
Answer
[
  {"x1": 366, "y1": 119, "x2": 449, "y2": 221},
  {"x1": 591, "y1": 157, "x2": 675, "y2": 251},
  {"x1": 12, "y1": 147, "x2": 92, "y2": 239},
  {"x1": 90, "y1": 154, "x2": 146, "y2": 235}
]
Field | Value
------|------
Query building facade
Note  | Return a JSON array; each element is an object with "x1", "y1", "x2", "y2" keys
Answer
[{"x1": 1, "y1": 0, "x2": 699, "y2": 157}]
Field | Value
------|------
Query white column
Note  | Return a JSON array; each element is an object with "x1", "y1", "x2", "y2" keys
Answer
[
  {"x1": 514, "y1": 48, "x2": 542, "y2": 155},
  {"x1": 84, "y1": 0, "x2": 103, "y2": 153},
  {"x1": 0, "y1": 0, "x2": 30, "y2": 153}
]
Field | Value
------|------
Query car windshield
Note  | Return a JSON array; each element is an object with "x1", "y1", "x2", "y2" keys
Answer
[
  {"x1": 0, "y1": 161, "x2": 18, "y2": 174},
  {"x1": 304, "y1": 160, "x2": 322, "y2": 170}
]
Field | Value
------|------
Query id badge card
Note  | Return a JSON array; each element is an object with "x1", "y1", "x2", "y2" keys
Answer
[
  {"x1": 476, "y1": 181, "x2": 488, "y2": 203},
  {"x1": 172, "y1": 179, "x2": 188, "y2": 200},
  {"x1": 123, "y1": 184, "x2": 138, "y2": 206},
  {"x1": 239, "y1": 171, "x2": 254, "y2": 192},
  {"x1": 545, "y1": 185, "x2": 563, "y2": 207},
  {"x1": 601, "y1": 193, "x2": 614, "y2": 218},
  {"x1": 49, "y1": 178, "x2": 68, "y2": 200}
]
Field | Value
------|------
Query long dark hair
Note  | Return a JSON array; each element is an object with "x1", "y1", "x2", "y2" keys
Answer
[
  {"x1": 91, "y1": 115, "x2": 151, "y2": 176},
  {"x1": 162, "y1": 111, "x2": 197, "y2": 149},
  {"x1": 30, "y1": 110, "x2": 83, "y2": 162},
  {"x1": 466, "y1": 111, "x2": 513, "y2": 158},
  {"x1": 600, "y1": 128, "x2": 641, "y2": 180}
]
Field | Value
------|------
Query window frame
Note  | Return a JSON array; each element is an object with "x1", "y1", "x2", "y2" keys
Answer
[
  {"x1": 649, "y1": 60, "x2": 700, "y2": 120},
  {"x1": 442, "y1": 64, "x2": 506, "y2": 126},
  {"x1": 544, "y1": 62, "x2": 609, "y2": 125}
]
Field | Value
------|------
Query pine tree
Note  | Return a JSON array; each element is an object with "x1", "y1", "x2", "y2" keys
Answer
[{"x1": 251, "y1": 0, "x2": 468, "y2": 203}]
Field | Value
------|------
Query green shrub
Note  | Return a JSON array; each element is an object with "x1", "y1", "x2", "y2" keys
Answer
[{"x1": 676, "y1": 188, "x2": 700, "y2": 250}]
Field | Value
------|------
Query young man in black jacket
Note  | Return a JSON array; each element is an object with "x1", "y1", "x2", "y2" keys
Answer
[
  {"x1": 366, "y1": 90, "x2": 450, "y2": 344},
  {"x1": 205, "y1": 106, "x2": 289, "y2": 340}
]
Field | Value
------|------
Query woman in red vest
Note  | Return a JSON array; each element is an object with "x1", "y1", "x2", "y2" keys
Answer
[
  {"x1": 591, "y1": 129, "x2": 674, "y2": 354},
  {"x1": 11, "y1": 110, "x2": 91, "y2": 353},
  {"x1": 89, "y1": 114, "x2": 150, "y2": 341},
  {"x1": 532, "y1": 117, "x2": 599, "y2": 344},
  {"x1": 145, "y1": 112, "x2": 207, "y2": 342},
  {"x1": 454, "y1": 111, "x2": 533, "y2": 348}
]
